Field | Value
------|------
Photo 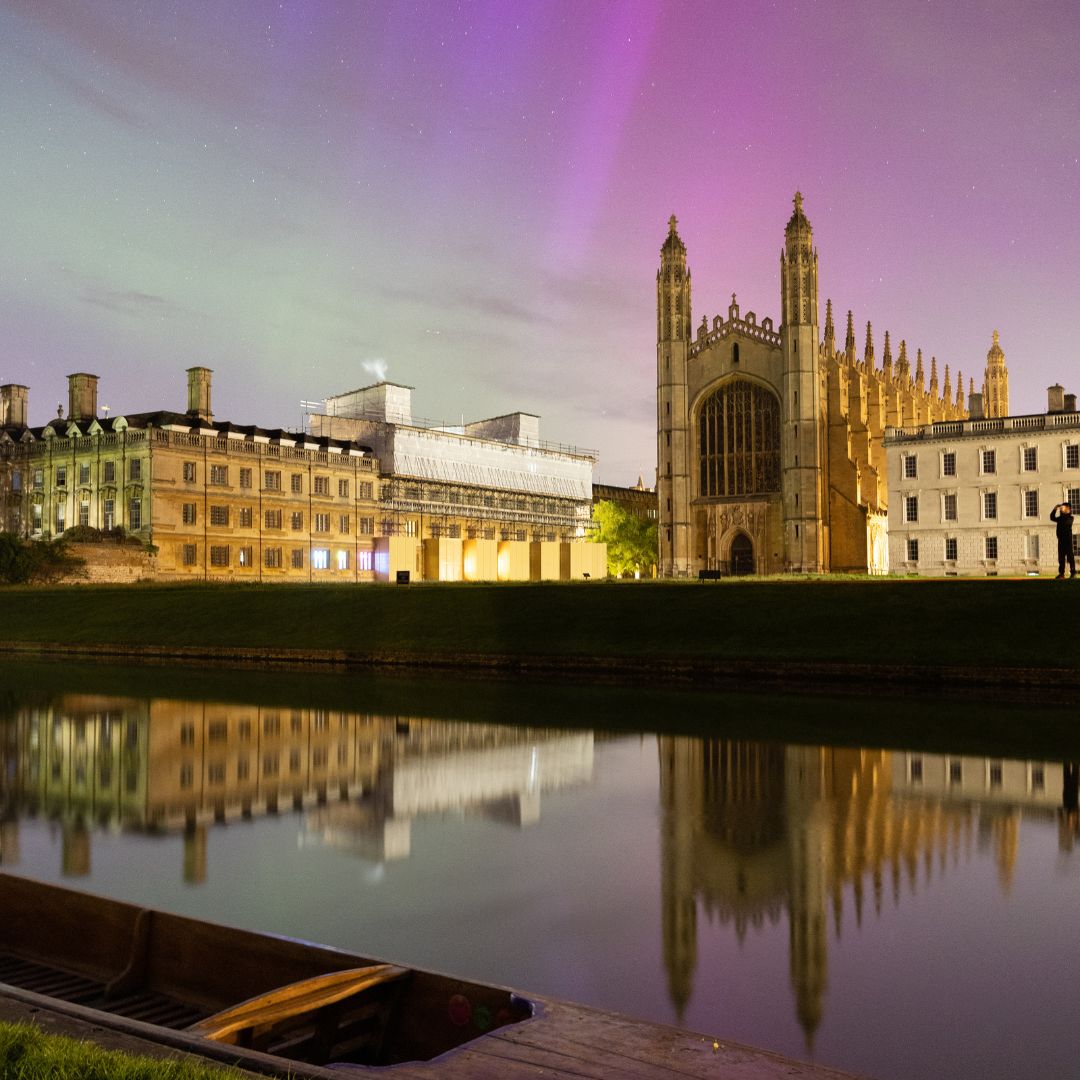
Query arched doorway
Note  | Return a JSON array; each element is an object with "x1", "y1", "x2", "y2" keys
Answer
[{"x1": 730, "y1": 532, "x2": 754, "y2": 576}]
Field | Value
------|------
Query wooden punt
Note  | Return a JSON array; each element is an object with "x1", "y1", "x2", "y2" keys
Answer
[{"x1": 0, "y1": 872, "x2": 868, "y2": 1079}]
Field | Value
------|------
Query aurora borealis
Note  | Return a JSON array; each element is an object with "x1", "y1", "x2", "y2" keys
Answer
[{"x1": 2, "y1": 1, "x2": 1078, "y2": 483}]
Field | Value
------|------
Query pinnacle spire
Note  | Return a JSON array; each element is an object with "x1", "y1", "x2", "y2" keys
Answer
[
  {"x1": 824, "y1": 298, "x2": 834, "y2": 345},
  {"x1": 845, "y1": 310, "x2": 856, "y2": 357},
  {"x1": 915, "y1": 348, "x2": 925, "y2": 390},
  {"x1": 864, "y1": 322, "x2": 875, "y2": 365}
]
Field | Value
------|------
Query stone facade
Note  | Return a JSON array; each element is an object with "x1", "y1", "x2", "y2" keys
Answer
[
  {"x1": 1, "y1": 371, "x2": 606, "y2": 583},
  {"x1": 656, "y1": 194, "x2": 1006, "y2": 577},
  {"x1": 886, "y1": 389, "x2": 1080, "y2": 576}
]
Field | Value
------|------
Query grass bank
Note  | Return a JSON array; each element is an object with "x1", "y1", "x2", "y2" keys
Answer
[
  {"x1": 0, "y1": 1021, "x2": 242, "y2": 1080},
  {"x1": 0, "y1": 577, "x2": 1074, "y2": 681}
]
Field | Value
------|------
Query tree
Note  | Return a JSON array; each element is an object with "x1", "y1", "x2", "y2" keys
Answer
[{"x1": 590, "y1": 501, "x2": 657, "y2": 578}]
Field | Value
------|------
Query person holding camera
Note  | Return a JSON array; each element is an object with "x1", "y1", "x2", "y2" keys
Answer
[{"x1": 1050, "y1": 502, "x2": 1076, "y2": 579}]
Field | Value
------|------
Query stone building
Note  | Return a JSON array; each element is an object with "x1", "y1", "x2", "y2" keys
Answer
[
  {"x1": 0, "y1": 369, "x2": 380, "y2": 582},
  {"x1": 656, "y1": 193, "x2": 1003, "y2": 577},
  {"x1": 886, "y1": 384, "x2": 1080, "y2": 576},
  {"x1": 0, "y1": 371, "x2": 606, "y2": 582}
]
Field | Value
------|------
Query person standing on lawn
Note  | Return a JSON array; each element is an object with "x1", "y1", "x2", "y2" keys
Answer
[{"x1": 1050, "y1": 502, "x2": 1075, "y2": 579}]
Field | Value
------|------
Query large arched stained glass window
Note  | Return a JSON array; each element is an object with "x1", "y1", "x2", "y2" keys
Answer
[{"x1": 699, "y1": 379, "x2": 780, "y2": 497}]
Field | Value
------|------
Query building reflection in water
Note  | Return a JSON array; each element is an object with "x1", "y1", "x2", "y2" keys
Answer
[
  {"x1": 0, "y1": 695, "x2": 593, "y2": 884},
  {"x1": 658, "y1": 738, "x2": 1071, "y2": 1048}
]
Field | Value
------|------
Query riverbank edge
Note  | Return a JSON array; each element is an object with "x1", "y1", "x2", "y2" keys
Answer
[{"x1": 2, "y1": 638, "x2": 1075, "y2": 689}]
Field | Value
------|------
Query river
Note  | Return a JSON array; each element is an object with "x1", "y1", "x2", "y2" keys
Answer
[{"x1": 0, "y1": 658, "x2": 1076, "y2": 1080}]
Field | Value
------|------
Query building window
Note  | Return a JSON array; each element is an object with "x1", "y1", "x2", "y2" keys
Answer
[
  {"x1": 943, "y1": 493, "x2": 957, "y2": 521},
  {"x1": 11, "y1": 470, "x2": 21, "y2": 492},
  {"x1": 264, "y1": 470, "x2": 281, "y2": 491},
  {"x1": 448, "y1": 524, "x2": 460, "y2": 538},
  {"x1": 54, "y1": 503, "x2": 66, "y2": 532},
  {"x1": 1023, "y1": 446, "x2": 1038, "y2": 471},
  {"x1": 238, "y1": 506, "x2": 253, "y2": 528},
  {"x1": 339, "y1": 514, "x2": 350, "y2": 533},
  {"x1": 208, "y1": 763, "x2": 226, "y2": 787},
  {"x1": 1031, "y1": 764, "x2": 1045, "y2": 792},
  {"x1": 314, "y1": 513, "x2": 330, "y2": 533},
  {"x1": 78, "y1": 501, "x2": 90, "y2": 527},
  {"x1": 79, "y1": 463, "x2": 90, "y2": 485},
  {"x1": 180, "y1": 722, "x2": 195, "y2": 746},
  {"x1": 904, "y1": 495, "x2": 918, "y2": 523},
  {"x1": 981, "y1": 449, "x2": 996, "y2": 474},
  {"x1": 179, "y1": 763, "x2": 193, "y2": 789},
  {"x1": 183, "y1": 462, "x2": 196, "y2": 482},
  {"x1": 103, "y1": 499, "x2": 115, "y2": 530},
  {"x1": 1026, "y1": 534, "x2": 1040, "y2": 560},
  {"x1": 103, "y1": 461, "x2": 115, "y2": 483},
  {"x1": 983, "y1": 492, "x2": 997, "y2": 520},
  {"x1": 238, "y1": 546, "x2": 253, "y2": 567},
  {"x1": 289, "y1": 748, "x2": 301, "y2": 774},
  {"x1": 314, "y1": 475, "x2": 330, "y2": 495},
  {"x1": 210, "y1": 545, "x2": 230, "y2": 567},
  {"x1": 264, "y1": 713, "x2": 281, "y2": 735},
  {"x1": 909, "y1": 757, "x2": 923, "y2": 783},
  {"x1": 949, "y1": 759, "x2": 963, "y2": 784},
  {"x1": 312, "y1": 548, "x2": 329, "y2": 570},
  {"x1": 289, "y1": 511, "x2": 302, "y2": 531},
  {"x1": 358, "y1": 481, "x2": 373, "y2": 499},
  {"x1": 182, "y1": 503, "x2": 197, "y2": 525},
  {"x1": 209, "y1": 505, "x2": 229, "y2": 526},
  {"x1": 405, "y1": 519, "x2": 418, "y2": 537},
  {"x1": 1066, "y1": 445, "x2": 1079, "y2": 470},
  {"x1": 989, "y1": 761, "x2": 1003, "y2": 788},
  {"x1": 55, "y1": 466, "x2": 67, "y2": 487},
  {"x1": 483, "y1": 527, "x2": 495, "y2": 541},
  {"x1": 906, "y1": 538, "x2": 919, "y2": 562},
  {"x1": 237, "y1": 758, "x2": 250, "y2": 781},
  {"x1": 338, "y1": 479, "x2": 349, "y2": 498},
  {"x1": 1023, "y1": 490, "x2": 1039, "y2": 518},
  {"x1": 336, "y1": 549, "x2": 349, "y2": 570},
  {"x1": 238, "y1": 719, "x2": 252, "y2": 740},
  {"x1": 129, "y1": 499, "x2": 141, "y2": 530},
  {"x1": 359, "y1": 550, "x2": 372, "y2": 571},
  {"x1": 359, "y1": 517, "x2": 374, "y2": 534},
  {"x1": 239, "y1": 467, "x2": 252, "y2": 488},
  {"x1": 903, "y1": 455, "x2": 917, "y2": 479},
  {"x1": 264, "y1": 547, "x2": 282, "y2": 568},
  {"x1": 1070, "y1": 487, "x2": 1080, "y2": 509},
  {"x1": 291, "y1": 548, "x2": 305, "y2": 569},
  {"x1": 208, "y1": 720, "x2": 228, "y2": 743},
  {"x1": 699, "y1": 379, "x2": 781, "y2": 497},
  {"x1": 210, "y1": 464, "x2": 227, "y2": 485},
  {"x1": 985, "y1": 536, "x2": 998, "y2": 560},
  {"x1": 942, "y1": 451, "x2": 956, "y2": 477},
  {"x1": 265, "y1": 509, "x2": 282, "y2": 529},
  {"x1": 127, "y1": 459, "x2": 142, "y2": 482},
  {"x1": 290, "y1": 472, "x2": 303, "y2": 493},
  {"x1": 945, "y1": 536, "x2": 958, "y2": 561},
  {"x1": 183, "y1": 544, "x2": 197, "y2": 566},
  {"x1": 262, "y1": 754, "x2": 279, "y2": 778}
]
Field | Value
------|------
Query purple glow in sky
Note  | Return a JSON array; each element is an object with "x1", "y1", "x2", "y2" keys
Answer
[{"x1": 2, "y1": 1, "x2": 1079, "y2": 483}]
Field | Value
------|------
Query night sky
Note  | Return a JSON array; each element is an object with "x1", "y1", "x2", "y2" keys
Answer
[{"x1": 3, "y1": 1, "x2": 1078, "y2": 484}]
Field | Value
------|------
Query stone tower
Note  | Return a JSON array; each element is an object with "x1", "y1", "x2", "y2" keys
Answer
[
  {"x1": 657, "y1": 216, "x2": 692, "y2": 576},
  {"x1": 983, "y1": 330, "x2": 1009, "y2": 418},
  {"x1": 779, "y1": 193, "x2": 826, "y2": 572}
]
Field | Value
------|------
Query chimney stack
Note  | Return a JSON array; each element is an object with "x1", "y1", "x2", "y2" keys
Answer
[
  {"x1": 967, "y1": 390, "x2": 984, "y2": 419},
  {"x1": 1066, "y1": 393, "x2": 1077, "y2": 414},
  {"x1": 1048, "y1": 384, "x2": 1065, "y2": 413},
  {"x1": 186, "y1": 367, "x2": 213, "y2": 422},
  {"x1": 67, "y1": 373, "x2": 99, "y2": 421},
  {"x1": 0, "y1": 384, "x2": 29, "y2": 427}
]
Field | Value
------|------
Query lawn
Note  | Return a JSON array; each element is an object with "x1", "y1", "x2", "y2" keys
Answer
[{"x1": 0, "y1": 576, "x2": 1072, "y2": 672}]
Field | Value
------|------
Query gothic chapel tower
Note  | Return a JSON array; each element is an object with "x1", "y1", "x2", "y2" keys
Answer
[
  {"x1": 657, "y1": 216, "x2": 692, "y2": 576},
  {"x1": 780, "y1": 193, "x2": 827, "y2": 572}
]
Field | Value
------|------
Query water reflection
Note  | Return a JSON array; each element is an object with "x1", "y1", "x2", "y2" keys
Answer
[
  {"x1": 1, "y1": 683, "x2": 1078, "y2": 1080},
  {"x1": 0, "y1": 694, "x2": 593, "y2": 881}
]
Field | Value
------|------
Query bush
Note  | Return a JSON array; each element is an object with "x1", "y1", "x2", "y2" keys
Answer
[
  {"x1": 63, "y1": 524, "x2": 105, "y2": 543},
  {"x1": 0, "y1": 533, "x2": 85, "y2": 584}
]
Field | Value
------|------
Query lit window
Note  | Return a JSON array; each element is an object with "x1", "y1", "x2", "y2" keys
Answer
[
  {"x1": 238, "y1": 546, "x2": 253, "y2": 567},
  {"x1": 336, "y1": 549, "x2": 349, "y2": 570},
  {"x1": 359, "y1": 550, "x2": 373, "y2": 571},
  {"x1": 312, "y1": 548, "x2": 329, "y2": 570}
]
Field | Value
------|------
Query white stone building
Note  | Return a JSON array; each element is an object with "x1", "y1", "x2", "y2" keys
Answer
[{"x1": 885, "y1": 385, "x2": 1080, "y2": 576}]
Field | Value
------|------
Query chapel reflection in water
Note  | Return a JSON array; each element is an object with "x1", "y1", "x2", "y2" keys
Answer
[
  {"x1": 0, "y1": 694, "x2": 593, "y2": 882},
  {"x1": 658, "y1": 737, "x2": 1070, "y2": 1046}
]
